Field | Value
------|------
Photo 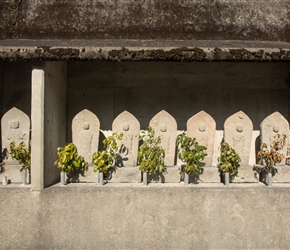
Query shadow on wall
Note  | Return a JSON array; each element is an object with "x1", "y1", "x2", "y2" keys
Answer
[{"x1": 67, "y1": 61, "x2": 290, "y2": 133}]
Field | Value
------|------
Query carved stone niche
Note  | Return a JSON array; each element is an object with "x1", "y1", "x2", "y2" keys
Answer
[
  {"x1": 187, "y1": 111, "x2": 216, "y2": 167},
  {"x1": 224, "y1": 111, "x2": 253, "y2": 166},
  {"x1": 260, "y1": 112, "x2": 289, "y2": 166},
  {"x1": 149, "y1": 110, "x2": 177, "y2": 167},
  {"x1": 72, "y1": 109, "x2": 100, "y2": 164},
  {"x1": 112, "y1": 111, "x2": 140, "y2": 167},
  {"x1": 1, "y1": 107, "x2": 30, "y2": 183}
]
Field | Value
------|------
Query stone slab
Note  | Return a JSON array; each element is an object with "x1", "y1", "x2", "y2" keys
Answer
[
  {"x1": 109, "y1": 167, "x2": 141, "y2": 183},
  {"x1": 254, "y1": 164, "x2": 290, "y2": 183},
  {"x1": 232, "y1": 166, "x2": 259, "y2": 183},
  {"x1": 0, "y1": 164, "x2": 24, "y2": 183},
  {"x1": 273, "y1": 166, "x2": 290, "y2": 183},
  {"x1": 72, "y1": 166, "x2": 98, "y2": 183},
  {"x1": 147, "y1": 166, "x2": 181, "y2": 183},
  {"x1": 199, "y1": 167, "x2": 221, "y2": 183}
]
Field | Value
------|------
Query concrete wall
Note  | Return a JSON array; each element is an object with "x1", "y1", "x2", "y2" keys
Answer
[
  {"x1": 1, "y1": 184, "x2": 290, "y2": 249},
  {"x1": 1, "y1": 0, "x2": 290, "y2": 42},
  {"x1": 67, "y1": 61, "x2": 290, "y2": 132},
  {"x1": 66, "y1": 61, "x2": 290, "y2": 166}
]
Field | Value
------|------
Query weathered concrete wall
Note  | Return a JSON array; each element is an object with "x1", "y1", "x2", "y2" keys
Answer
[
  {"x1": 1, "y1": 184, "x2": 290, "y2": 249},
  {"x1": 1, "y1": 0, "x2": 290, "y2": 42},
  {"x1": 67, "y1": 61, "x2": 290, "y2": 133}
]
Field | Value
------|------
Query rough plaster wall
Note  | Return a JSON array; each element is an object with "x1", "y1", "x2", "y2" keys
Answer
[
  {"x1": 43, "y1": 62, "x2": 67, "y2": 188},
  {"x1": 2, "y1": 0, "x2": 290, "y2": 41},
  {"x1": 1, "y1": 186, "x2": 290, "y2": 249}
]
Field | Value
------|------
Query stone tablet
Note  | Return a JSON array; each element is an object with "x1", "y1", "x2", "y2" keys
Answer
[
  {"x1": 224, "y1": 111, "x2": 253, "y2": 166},
  {"x1": 1, "y1": 107, "x2": 30, "y2": 164},
  {"x1": 149, "y1": 110, "x2": 177, "y2": 166},
  {"x1": 260, "y1": 112, "x2": 289, "y2": 165},
  {"x1": 72, "y1": 109, "x2": 100, "y2": 163},
  {"x1": 112, "y1": 111, "x2": 140, "y2": 167},
  {"x1": 187, "y1": 111, "x2": 216, "y2": 167}
]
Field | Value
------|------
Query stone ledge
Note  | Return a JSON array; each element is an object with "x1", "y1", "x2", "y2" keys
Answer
[
  {"x1": 0, "y1": 40, "x2": 290, "y2": 61},
  {"x1": 254, "y1": 164, "x2": 290, "y2": 183}
]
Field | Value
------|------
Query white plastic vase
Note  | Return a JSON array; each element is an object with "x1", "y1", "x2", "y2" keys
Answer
[
  {"x1": 143, "y1": 172, "x2": 148, "y2": 186},
  {"x1": 224, "y1": 172, "x2": 230, "y2": 186},
  {"x1": 99, "y1": 172, "x2": 104, "y2": 186},
  {"x1": 60, "y1": 171, "x2": 66, "y2": 186},
  {"x1": 184, "y1": 173, "x2": 189, "y2": 186}
]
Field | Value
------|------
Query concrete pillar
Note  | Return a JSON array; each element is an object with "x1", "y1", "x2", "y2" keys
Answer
[{"x1": 31, "y1": 62, "x2": 67, "y2": 191}]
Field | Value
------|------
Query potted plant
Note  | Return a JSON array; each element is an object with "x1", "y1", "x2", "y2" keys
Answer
[
  {"x1": 54, "y1": 143, "x2": 88, "y2": 185},
  {"x1": 176, "y1": 132, "x2": 207, "y2": 186},
  {"x1": 218, "y1": 141, "x2": 241, "y2": 186},
  {"x1": 257, "y1": 134, "x2": 286, "y2": 186},
  {"x1": 138, "y1": 126, "x2": 165, "y2": 185},
  {"x1": 92, "y1": 132, "x2": 123, "y2": 185},
  {"x1": 10, "y1": 141, "x2": 31, "y2": 185}
]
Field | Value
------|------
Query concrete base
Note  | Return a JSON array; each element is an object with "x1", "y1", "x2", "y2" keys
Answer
[
  {"x1": 254, "y1": 165, "x2": 290, "y2": 183},
  {"x1": 273, "y1": 166, "x2": 290, "y2": 183},
  {"x1": 1, "y1": 184, "x2": 290, "y2": 249},
  {"x1": 1, "y1": 163, "x2": 26, "y2": 183},
  {"x1": 72, "y1": 165, "x2": 261, "y2": 184},
  {"x1": 232, "y1": 166, "x2": 259, "y2": 183},
  {"x1": 110, "y1": 167, "x2": 141, "y2": 183},
  {"x1": 199, "y1": 167, "x2": 221, "y2": 183},
  {"x1": 73, "y1": 166, "x2": 98, "y2": 183}
]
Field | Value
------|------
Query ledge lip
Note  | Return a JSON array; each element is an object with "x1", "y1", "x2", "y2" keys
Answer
[{"x1": 0, "y1": 39, "x2": 290, "y2": 61}]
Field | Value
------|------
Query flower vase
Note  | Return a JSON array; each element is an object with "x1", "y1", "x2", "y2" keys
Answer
[
  {"x1": 224, "y1": 172, "x2": 230, "y2": 186},
  {"x1": 60, "y1": 171, "x2": 66, "y2": 186},
  {"x1": 99, "y1": 172, "x2": 104, "y2": 186},
  {"x1": 21, "y1": 169, "x2": 27, "y2": 185},
  {"x1": 184, "y1": 172, "x2": 189, "y2": 186},
  {"x1": 2, "y1": 176, "x2": 7, "y2": 185},
  {"x1": 143, "y1": 172, "x2": 148, "y2": 186},
  {"x1": 267, "y1": 172, "x2": 272, "y2": 186}
]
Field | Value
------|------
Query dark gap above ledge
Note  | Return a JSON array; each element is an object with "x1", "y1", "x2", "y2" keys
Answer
[{"x1": 0, "y1": 40, "x2": 290, "y2": 62}]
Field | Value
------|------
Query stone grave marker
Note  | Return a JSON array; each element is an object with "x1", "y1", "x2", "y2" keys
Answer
[
  {"x1": 72, "y1": 109, "x2": 100, "y2": 164},
  {"x1": 224, "y1": 111, "x2": 253, "y2": 166},
  {"x1": 260, "y1": 112, "x2": 289, "y2": 165},
  {"x1": 1, "y1": 107, "x2": 30, "y2": 182},
  {"x1": 112, "y1": 111, "x2": 140, "y2": 167},
  {"x1": 187, "y1": 111, "x2": 216, "y2": 167},
  {"x1": 149, "y1": 110, "x2": 177, "y2": 166}
]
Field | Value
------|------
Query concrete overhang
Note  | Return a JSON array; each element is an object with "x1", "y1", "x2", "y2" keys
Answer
[{"x1": 0, "y1": 40, "x2": 290, "y2": 62}]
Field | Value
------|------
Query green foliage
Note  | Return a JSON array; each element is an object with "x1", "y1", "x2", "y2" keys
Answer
[
  {"x1": 257, "y1": 134, "x2": 286, "y2": 173},
  {"x1": 138, "y1": 126, "x2": 165, "y2": 174},
  {"x1": 10, "y1": 141, "x2": 31, "y2": 170},
  {"x1": 218, "y1": 141, "x2": 241, "y2": 175},
  {"x1": 92, "y1": 132, "x2": 123, "y2": 173},
  {"x1": 176, "y1": 132, "x2": 207, "y2": 175},
  {"x1": 54, "y1": 143, "x2": 88, "y2": 173}
]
